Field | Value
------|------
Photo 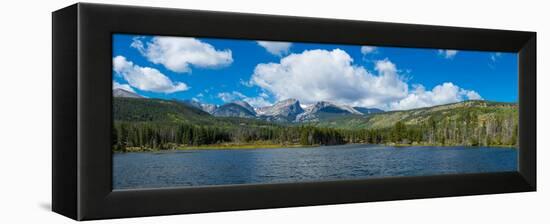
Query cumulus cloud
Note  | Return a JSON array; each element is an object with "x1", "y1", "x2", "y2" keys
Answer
[
  {"x1": 389, "y1": 82, "x2": 483, "y2": 110},
  {"x1": 132, "y1": 36, "x2": 233, "y2": 73},
  {"x1": 257, "y1": 41, "x2": 292, "y2": 56},
  {"x1": 248, "y1": 48, "x2": 482, "y2": 110},
  {"x1": 438, "y1": 49, "x2": 459, "y2": 59},
  {"x1": 488, "y1": 52, "x2": 504, "y2": 69},
  {"x1": 217, "y1": 91, "x2": 245, "y2": 102},
  {"x1": 113, "y1": 81, "x2": 136, "y2": 93},
  {"x1": 239, "y1": 78, "x2": 254, "y2": 87},
  {"x1": 217, "y1": 91, "x2": 272, "y2": 108},
  {"x1": 490, "y1": 52, "x2": 502, "y2": 62},
  {"x1": 244, "y1": 97, "x2": 272, "y2": 108},
  {"x1": 250, "y1": 49, "x2": 408, "y2": 107},
  {"x1": 360, "y1": 46, "x2": 377, "y2": 55},
  {"x1": 113, "y1": 55, "x2": 188, "y2": 93},
  {"x1": 465, "y1": 90, "x2": 482, "y2": 100}
]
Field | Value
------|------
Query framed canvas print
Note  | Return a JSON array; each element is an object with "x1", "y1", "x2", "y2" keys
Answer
[{"x1": 52, "y1": 3, "x2": 536, "y2": 221}]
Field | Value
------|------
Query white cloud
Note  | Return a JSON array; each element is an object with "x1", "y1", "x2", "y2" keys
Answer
[
  {"x1": 490, "y1": 52, "x2": 502, "y2": 62},
  {"x1": 360, "y1": 46, "x2": 377, "y2": 55},
  {"x1": 389, "y1": 82, "x2": 482, "y2": 110},
  {"x1": 438, "y1": 49, "x2": 459, "y2": 59},
  {"x1": 257, "y1": 41, "x2": 292, "y2": 56},
  {"x1": 130, "y1": 36, "x2": 145, "y2": 53},
  {"x1": 113, "y1": 81, "x2": 136, "y2": 93},
  {"x1": 217, "y1": 91, "x2": 272, "y2": 108},
  {"x1": 132, "y1": 36, "x2": 233, "y2": 73},
  {"x1": 217, "y1": 91, "x2": 245, "y2": 102},
  {"x1": 465, "y1": 90, "x2": 482, "y2": 100},
  {"x1": 250, "y1": 49, "x2": 408, "y2": 108},
  {"x1": 244, "y1": 97, "x2": 272, "y2": 108},
  {"x1": 488, "y1": 52, "x2": 503, "y2": 69},
  {"x1": 249, "y1": 48, "x2": 482, "y2": 110},
  {"x1": 113, "y1": 56, "x2": 189, "y2": 93},
  {"x1": 239, "y1": 78, "x2": 254, "y2": 87}
]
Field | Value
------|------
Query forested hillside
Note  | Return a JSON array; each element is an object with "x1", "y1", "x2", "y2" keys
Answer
[
  {"x1": 113, "y1": 98, "x2": 348, "y2": 151},
  {"x1": 312, "y1": 100, "x2": 518, "y2": 146},
  {"x1": 113, "y1": 98, "x2": 518, "y2": 151}
]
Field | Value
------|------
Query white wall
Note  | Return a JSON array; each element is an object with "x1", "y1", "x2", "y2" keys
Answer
[{"x1": 0, "y1": 0, "x2": 546, "y2": 223}]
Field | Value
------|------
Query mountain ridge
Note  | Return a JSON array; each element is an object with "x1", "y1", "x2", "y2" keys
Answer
[
  {"x1": 213, "y1": 102, "x2": 257, "y2": 118},
  {"x1": 170, "y1": 98, "x2": 384, "y2": 122},
  {"x1": 113, "y1": 88, "x2": 144, "y2": 98},
  {"x1": 113, "y1": 97, "x2": 518, "y2": 150},
  {"x1": 256, "y1": 98, "x2": 304, "y2": 122},
  {"x1": 177, "y1": 99, "x2": 218, "y2": 114},
  {"x1": 312, "y1": 100, "x2": 517, "y2": 130},
  {"x1": 114, "y1": 91, "x2": 514, "y2": 130}
]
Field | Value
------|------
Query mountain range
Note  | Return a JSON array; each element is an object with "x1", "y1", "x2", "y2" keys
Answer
[
  {"x1": 113, "y1": 88, "x2": 383, "y2": 123},
  {"x1": 177, "y1": 99, "x2": 218, "y2": 114},
  {"x1": 113, "y1": 88, "x2": 144, "y2": 99},
  {"x1": 112, "y1": 88, "x2": 516, "y2": 136},
  {"x1": 213, "y1": 102, "x2": 256, "y2": 118},
  {"x1": 256, "y1": 99, "x2": 304, "y2": 122},
  {"x1": 208, "y1": 97, "x2": 382, "y2": 122},
  {"x1": 113, "y1": 89, "x2": 518, "y2": 149}
]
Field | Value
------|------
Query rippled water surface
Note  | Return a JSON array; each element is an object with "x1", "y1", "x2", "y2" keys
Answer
[{"x1": 113, "y1": 144, "x2": 517, "y2": 189}]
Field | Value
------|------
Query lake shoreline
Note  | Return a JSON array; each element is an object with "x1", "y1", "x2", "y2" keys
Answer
[{"x1": 113, "y1": 142, "x2": 516, "y2": 153}]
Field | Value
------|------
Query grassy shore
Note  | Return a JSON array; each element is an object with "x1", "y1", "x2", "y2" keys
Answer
[
  {"x1": 115, "y1": 142, "x2": 516, "y2": 152},
  {"x1": 385, "y1": 142, "x2": 516, "y2": 148},
  {"x1": 175, "y1": 143, "x2": 316, "y2": 150},
  {"x1": 116, "y1": 142, "x2": 317, "y2": 152}
]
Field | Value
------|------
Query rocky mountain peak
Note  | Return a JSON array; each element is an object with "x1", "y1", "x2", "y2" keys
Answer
[
  {"x1": 113, "y1": 88, "x2": 144, "y2": 99},
  {"x1": 232, "y1": 101, "x2": 255, "y2": 114},
  {"x1": 255, "y1": 98, "x2": 304, "y2": 122}
]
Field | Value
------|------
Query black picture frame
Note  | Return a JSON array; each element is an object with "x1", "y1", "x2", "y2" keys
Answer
[{"x1": 52, "y1": 3, "x2": 536, "y2": 221}]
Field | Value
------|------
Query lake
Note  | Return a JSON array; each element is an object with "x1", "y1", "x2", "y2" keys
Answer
[{"x1": 113, "y1": 144, "x2": 517, "y2": 189}]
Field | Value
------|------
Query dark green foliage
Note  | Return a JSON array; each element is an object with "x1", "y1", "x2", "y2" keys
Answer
[
  {"x1": 112, "y1": 98, "x2": 519, "y2": 151},
  {"x1": 113, "y1": 122, "x2": 232, "y2": 150},
  {"x1": 297, "y1": 126, "x2": 345, "y2": 145},
  {"x1": 310, "y1": 100, "x2": 519, "y2": 147},
  {"x1": 113, "y1": 122, "x2": 348, "y2": 150},
  {"x1": 113, "y1": 97, "x2": 209, "y2": 122}
]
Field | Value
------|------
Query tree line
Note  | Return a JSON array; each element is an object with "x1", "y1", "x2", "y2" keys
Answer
[
  {"x1": 113, "y1": 122, "x2": 352, "y2": 151},
  {"x1": 113, "y1": 109, "x2": 518, "y2": 151},
  {"x1": 381, "y1": 110, "x2": 518, "y2": 146}
]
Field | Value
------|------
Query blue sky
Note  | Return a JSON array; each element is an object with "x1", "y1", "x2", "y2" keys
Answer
[{"x1": 112, "y1": 34, "x2": 517, "y2": 111}]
